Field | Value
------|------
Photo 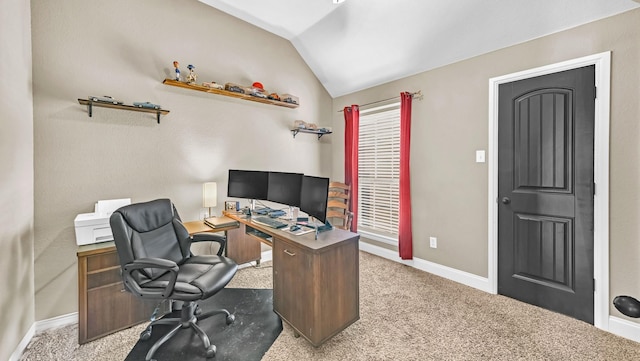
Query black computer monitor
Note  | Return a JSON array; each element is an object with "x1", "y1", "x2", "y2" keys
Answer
[
  {"x1": 227, "y1": 169, "x2": 269, "y2": 201},
  {"x1": 299, "y1": 175, "x2": 330, "y2": 224},
  {"x1": 267, "y1": 172, "x2": 303, "y2": 207}
]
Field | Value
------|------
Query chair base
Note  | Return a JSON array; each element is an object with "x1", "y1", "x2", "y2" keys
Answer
[{"x1": 141, "y1": 301, "x2": 235, "y2": 361}]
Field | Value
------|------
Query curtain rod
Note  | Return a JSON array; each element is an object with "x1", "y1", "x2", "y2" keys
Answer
[{"x1": 337, "y1": 90, "x2": 422, "y2": 112}]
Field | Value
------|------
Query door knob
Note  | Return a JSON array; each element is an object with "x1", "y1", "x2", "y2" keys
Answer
[{"x1": 501, "y1": 197, "x2": 511, "y2": 204}]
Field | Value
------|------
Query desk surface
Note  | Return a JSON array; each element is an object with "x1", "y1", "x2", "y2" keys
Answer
[
  {"x1": 223, "y1": 212, "x2": 356, "y2": 253},
  {"x1": 225, "y1": 210, "x2": 360, "y2": 346},
  {"x1": 182, "y1": 220, "x2": 238, "y2": 235},
  {"x1": 77, "y1": 221, "x2": 237, "y2": 256}
]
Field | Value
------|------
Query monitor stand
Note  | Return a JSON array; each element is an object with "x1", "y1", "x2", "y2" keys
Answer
[
  {"x1": 243, "y1": 199, "x2": 256, "y2": 217},
  {"x1": 288, "y1": 206, "x2": 299, "y2": 221},
  {"x1": 308, "y1": 217, "x2": 333, "y2": 240}
]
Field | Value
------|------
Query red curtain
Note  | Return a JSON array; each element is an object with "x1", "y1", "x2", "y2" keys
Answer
[
  {"x1": 344, "y1": 105, "x2": 359, "y2": 232},
  {"x1": 399, "y1": 92, "x2": 413, "y2": 260}
]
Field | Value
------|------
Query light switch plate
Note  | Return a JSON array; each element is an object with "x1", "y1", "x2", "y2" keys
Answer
[
  {"x1": 476, "y1": 150, "x2": 486, "y2": 163},
  {"x1": 429, "y1": 237, "x2": 437, "y2": 248}
]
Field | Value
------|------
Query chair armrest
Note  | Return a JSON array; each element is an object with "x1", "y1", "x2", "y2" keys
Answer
[
  {"x1": 191, "y1": 233, "x2": 227, "y2": 256},
  {"x1": 123, "y1": 258, "x2": 179, "y2": 299}
]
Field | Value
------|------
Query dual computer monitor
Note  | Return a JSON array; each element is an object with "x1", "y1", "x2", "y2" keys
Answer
[{"x1": 227, "y1": 169, "x2": 330, "y2": 223}]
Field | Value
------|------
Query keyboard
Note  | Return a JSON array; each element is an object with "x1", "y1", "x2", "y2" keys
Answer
[
  {"x1": 252, "y1": 216, "x2": 287, "y2": 229},
  {"x1": 268, "y1": 210, "x2": 286, "y2": 217},
  {"x1": 253, "y1": 208, "x2": 272, "y2": 215}
]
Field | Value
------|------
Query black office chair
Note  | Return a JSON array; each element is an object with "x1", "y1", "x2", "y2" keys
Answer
[{"x1": 110, "y1": 198, "x2": 238, "y2": 360}]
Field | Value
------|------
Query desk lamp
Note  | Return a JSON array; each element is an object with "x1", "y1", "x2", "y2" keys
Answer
[{"x1": 203, "y1": 182, "x2": 217, "y2": 218}]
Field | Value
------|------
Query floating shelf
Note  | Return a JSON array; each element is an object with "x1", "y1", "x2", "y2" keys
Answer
[
  {"x1": 291, "y1": 128, "x2": 332, "y2": 139},
  {"x1": 162, "y1": 79, "x2": 299, "y2": 109},
  {"x1": 78, "y1": 99, "x2": 169, "y2": 123}
]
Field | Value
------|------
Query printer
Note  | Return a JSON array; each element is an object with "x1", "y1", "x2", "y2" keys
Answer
[{"x1": 74, "y1": 198, "x2": 131, "y2": 246}]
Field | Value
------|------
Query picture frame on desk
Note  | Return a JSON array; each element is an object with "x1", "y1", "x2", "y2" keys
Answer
[{"x1": 225, "y1": 201, "x2": 239, "y2": 211}]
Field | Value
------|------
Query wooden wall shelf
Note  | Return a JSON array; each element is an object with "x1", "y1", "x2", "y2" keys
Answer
[
  {"x1": 78, "y1": 99, "x2": 169, "y2": 123},
  {"x1": 291, "y1": 128, "x2": 332, "y2": 139},
  {"x1": 162, "y1": 79, "x2": 299, "y2": 109}
]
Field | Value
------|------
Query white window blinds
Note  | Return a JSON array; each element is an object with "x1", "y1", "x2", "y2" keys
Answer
[{"x1": 358, "y1": 104, "x2": 400, "y2": 240}]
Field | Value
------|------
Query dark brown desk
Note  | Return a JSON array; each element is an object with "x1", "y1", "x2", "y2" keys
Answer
[
  {"x1": 76, "y1": 223, "x2": 234, "y2": 344},
  {"x1": 223, "y1": 212, "x2": 360, "y2": 347},
  {"x1": 77, "y1": 242, "x2": 166, "y2": 344},
  {"x1": 183, "y1": 220, "x2": 262, "y2": 265},
  {"x1": 78, "y1": 216, "x2": 359, "y2": 347}
]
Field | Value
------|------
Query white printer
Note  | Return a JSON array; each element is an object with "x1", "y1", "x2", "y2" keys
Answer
[{"x1": 74, "y1": 198, "x2": 131, "y2": 246}]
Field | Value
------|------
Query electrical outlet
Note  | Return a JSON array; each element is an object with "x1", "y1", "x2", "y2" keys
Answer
[
  {"x1": 476, "y1": 150, "x2": 486, "y2": 163},
  {"x1": 429, "y1": 237, "x2": 437, "y2": 248}
]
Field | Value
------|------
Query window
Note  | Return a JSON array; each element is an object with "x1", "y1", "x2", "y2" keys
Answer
[{"x1": 358, "y1": 103, "x2": 400, "y2": 244}]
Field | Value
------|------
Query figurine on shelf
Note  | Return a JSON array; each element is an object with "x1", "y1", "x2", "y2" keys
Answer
[
  {"x1": 173, "y1": 61, "x2": 181, "y2": 81},
  {"x1": 187, "y1": 64, "x2": 197, "y2": 84}
]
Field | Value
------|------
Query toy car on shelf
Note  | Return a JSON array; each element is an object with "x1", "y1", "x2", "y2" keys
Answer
[
  {"x1": 281, "y1": 93, "x2": 299, "y2": 105},
  {"x1": 268, "y1": 93, "x2": 281, "y2": 101},
  {"x1": 249, "y1": 90, "x2": 268, "y2": 98},
  {"x1": 224, "y1": 83, "x2": 245, "y2": 94},
  {"x1": 133, "y1": 102, "x2": 161, "y2": 110},
  {"x1": 202, "y1": 81, "x2": 224, "y2": 90},
  {"x1": 89, "y1": 95, "x2": 123, "y2": 104}
]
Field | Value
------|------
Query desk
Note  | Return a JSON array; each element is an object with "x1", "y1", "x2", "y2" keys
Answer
[
  {"x1": 76, "y1": 224, "x2": 234, "y2": 344},
  {"x1": 77, "y1": 242, "x2": 167, "y2": 344},
  {"x1": 182, "y1": 220, "x2": 262, "y2": 265},
  {"x1": 223, "y1": 212, "x2": 360, "y2": 347},
  {"x1": 78, "y1": 217, "x2": 359, "y2": 347}
]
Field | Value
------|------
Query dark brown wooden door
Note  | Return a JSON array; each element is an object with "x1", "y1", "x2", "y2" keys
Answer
[{"x1": 498, "y1": 65, "x2": 595, "y2": 324}]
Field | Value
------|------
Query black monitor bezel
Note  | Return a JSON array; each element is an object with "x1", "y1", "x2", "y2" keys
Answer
[
  {"x1": 299, "y1": 175, "x2": 330, "y2": 224},
  {"x1": 227, "y1": 169, "x2": 269, "y2": 201},
  {"x1": 267, "y1": 171, "x2": 303, "y2": 207}
]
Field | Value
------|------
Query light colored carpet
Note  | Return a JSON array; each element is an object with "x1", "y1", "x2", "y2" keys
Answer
[{"x1": 20, "y1": 252, "x2": 640, "y2": 361}]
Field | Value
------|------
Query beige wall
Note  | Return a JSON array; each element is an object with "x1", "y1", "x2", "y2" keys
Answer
[
  {"x1": 0, "y1": 0, "x2": 35, "y2": 358},
  {"x1": 30, "y1": 0, "x2": 332, "y2": 321},
  {"x1": 23, "y1": 0, "x2": 640, "y2": 333},
  {"x1": 332, "y1": 8, "x2": 640, "y2": 322}
]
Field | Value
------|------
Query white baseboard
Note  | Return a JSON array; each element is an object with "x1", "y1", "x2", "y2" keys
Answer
[
  {"x1": 238, "y1": 250, "x2": 273, "y2": 269},
  {"x1": 9, "y1": 312, "x2": 77, "y2": 361},
  {"x1": 358, "y1": 241, "x2": 492, "y2": 293},
  {"x1": 260, "y1": 250, "x2": 273, "y2": 263},
  {"x1": 35, "y1": 312, "x2": 78, "y2": 333},
  {"x1": 13, "y1": 245, "x2": 636, "y2": 361},
  {"x1": 9, "y1": 323, "x2": 35, "y2": 361},
  {"x1": 359, "y1": 241, "x2": 640, "y2": 345},
  {"x1": 609, "y1": 316, "x2": 640, "y2": 343},
  {"x1": 9, "y1": 249, "x2": 273, "y2": 360}
]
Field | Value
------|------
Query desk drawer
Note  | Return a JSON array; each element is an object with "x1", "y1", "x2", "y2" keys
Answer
[
  {"x1": 85, "y1": 282, "x2": 154, "y2": 341},
  {"x1": 87, "y1": 251, "x2": 119, "y2": 272},
  {"x1": 87, "y1": 266, "x2": 122, "y2": 289},
  {"x1": 273, "y1": 239, "x2": 313, "y2": 337},
  {"x1": 78, "y1": 244, "x2": 162, "y2": 344}
]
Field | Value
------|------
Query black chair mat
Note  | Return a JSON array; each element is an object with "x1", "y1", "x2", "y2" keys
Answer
[{"x1": 125, "y1": 288, "x2": 282, "y2": 361}]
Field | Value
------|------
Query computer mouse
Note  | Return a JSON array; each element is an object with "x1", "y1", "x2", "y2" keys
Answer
[{"x1": 290, "y1": 225, "x2": 300, "y2": 232}]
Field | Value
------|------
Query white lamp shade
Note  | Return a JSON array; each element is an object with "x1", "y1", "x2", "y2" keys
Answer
[{"x1": 203, "y1": 182, "x2": 217, "y2": 208}]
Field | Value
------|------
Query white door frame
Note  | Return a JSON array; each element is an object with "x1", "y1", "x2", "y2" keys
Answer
[{"x1": 487, "y1": 52, "x2": 611, "y2": 330}]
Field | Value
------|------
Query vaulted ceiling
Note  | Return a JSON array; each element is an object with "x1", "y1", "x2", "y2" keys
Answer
[{"x1": 199, "y1": 0, "x2": 640, "y2": 97}]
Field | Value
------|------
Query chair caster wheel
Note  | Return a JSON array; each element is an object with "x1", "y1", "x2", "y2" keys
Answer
[
  {"x1": 140, "y1": 328, "x2": 152, "y2": 341},
  {"x1": 226, "y1": 314, "x2": 235, "y2": 325},
  {"x1": 206, "y1": 345, "x2": 216, "y2": 358}
]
